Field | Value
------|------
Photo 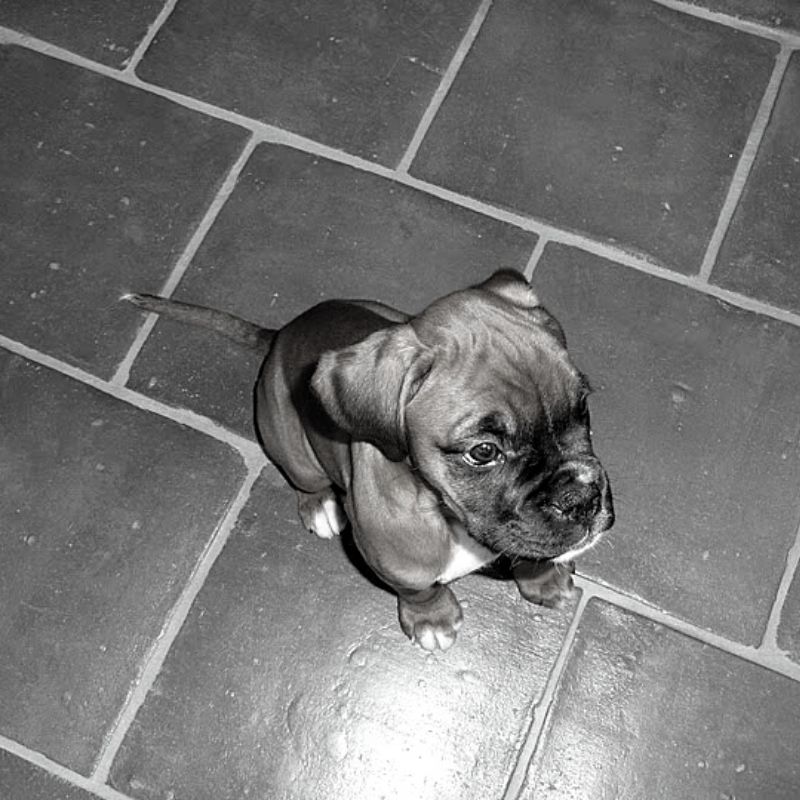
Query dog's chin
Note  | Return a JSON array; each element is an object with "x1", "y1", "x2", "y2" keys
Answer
[
  {"x1": 552, "y1": 532, "x2": 601, "y2": 563},
  {"x1": 465, "y1": 523, "x2": 571, "y2": 562},
  {"x1": 466, "y1": 518, "x2": 608, "y2": 563}
]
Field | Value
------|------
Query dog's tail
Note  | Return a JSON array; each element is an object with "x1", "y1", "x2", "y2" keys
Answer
[{"x1": 123, "y1": 293, "x2": 276, "y2": 353}]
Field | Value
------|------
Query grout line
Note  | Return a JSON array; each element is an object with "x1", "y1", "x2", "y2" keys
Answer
[
  {"x1": 395, "y1": 0, "x2": 493, "y2": 174},
  {"x1": 501, "y1": 592, "x2": 589, "y2": 800},
  {"x1": 395, "y1": 172, "x2": 800, "y2": 325},
  {"x1": 144, "y1": 133, "x2": 259, "y2": 299},
  {"x1": 0, "y1": 734, "x2": 135, "y2": 800},
  {"x1": 653, "y1": 0, "x2": 800, "y2": 46},
  {"x1": 523, "y1": 236, "x2": 549, "y2": 282},
  {"x1": 761, "y1": 518, "x2": 800, "y2": 652},
  {"x1": 698, "y1": 45, "x2": 792, "y2": 282},
  {"x1": 0, "y1": 25, "x2": 390, "y2": 175},
  {"x1": 92, "y1": 463, "x2": 263, "y2": 782},
  {"x1": 111, "y1": 309, "x2": 159, "y2": 388},
  {"x1": 120, "y1": 0, "x2": 179, "y2": 74},
  {"x1": 0, "y1": 334, "x2": 267, "y2": 467},
  {"x1": 0, "y1": 29, "x2": 654, "y2": 240},
  {"x1": 2, "y1": 7, "x2": 798, "y2": 793},
  {"x1": 576, "y1": 575, "x2": 800, "y2": 683},
  {"x1": 3, "y1": 26, "x2": 800, "y2": 330},
  {"x1": 397, "y1": 173, "x2": 579, "y2": 234},
  {"x1": 502, "y1": 571, "x2": 800, "y2": 800},
  {"x1": 110, "y1": 134, "x2": 260, "y2": 387}
]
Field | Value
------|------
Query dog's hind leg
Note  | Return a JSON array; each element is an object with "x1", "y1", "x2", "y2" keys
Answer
[{"x1": 296, "y1": 487, "x2": 348, "y2": 539}]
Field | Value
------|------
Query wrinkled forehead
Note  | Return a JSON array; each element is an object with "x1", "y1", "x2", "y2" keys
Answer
[
  {"x1": 428, "y1": 296, "x2": 581, "y2": 385},
  {"x1": 409, "y1": 313, "x2": 586, "y2": 439}
]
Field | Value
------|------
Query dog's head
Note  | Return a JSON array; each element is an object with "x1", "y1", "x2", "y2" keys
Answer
[{"x1": 312, "y1": 270, "x2": 614, "y2": 562}]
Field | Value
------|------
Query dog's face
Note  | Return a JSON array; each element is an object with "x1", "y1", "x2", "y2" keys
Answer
[{"x1": 313, "y1": 270, "x2": 614, "y2": 562}]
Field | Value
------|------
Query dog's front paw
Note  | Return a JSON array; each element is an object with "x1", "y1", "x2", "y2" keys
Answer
[
  {"x1": 512, "y1": 560, "x2": 575, "y2": 608},
  {"x1": 296, "y1": 488, "x2": 348, "y2": 539},
  {"x1": 397, "y1": 585, "x2": 464, "y2": 652}
]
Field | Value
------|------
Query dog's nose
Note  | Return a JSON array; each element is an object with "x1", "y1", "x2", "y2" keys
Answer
[
  {"x1": 545, "y1": 481, "x2": 602, "y2": 525},
  {"x1": 540, "y1": 459, "x2": 613, "y2": 526}
]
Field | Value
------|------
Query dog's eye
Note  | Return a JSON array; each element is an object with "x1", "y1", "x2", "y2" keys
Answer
[{"x1": 464, "y1": 442, "x2": 503, "y2": 467}]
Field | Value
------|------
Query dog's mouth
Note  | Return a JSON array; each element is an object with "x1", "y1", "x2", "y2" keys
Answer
[
  {"x1": 458, "y1": 482, "x2": 614, "y2": 563},
  {"x1": 552, "y1": 522, "x2": 609, "y2": 564},
  {"x1": 461, "y1": 518, "x2": 602, "y2": 563}
]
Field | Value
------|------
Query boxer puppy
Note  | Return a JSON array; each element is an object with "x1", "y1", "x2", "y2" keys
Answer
[{"x1": 125, "y1": 270, "x2": 613, "y2": 651}]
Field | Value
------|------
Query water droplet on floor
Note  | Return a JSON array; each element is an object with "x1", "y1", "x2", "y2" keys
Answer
[
  {"x1": 671, "y1": 384, "x2": 690, "y2": 404},
  {"x1": 326, "y1": 730, "x2": 348, "y2": 761},
  {"x1": 348, "y1": 646, "x2": 368, "y2": 667}
]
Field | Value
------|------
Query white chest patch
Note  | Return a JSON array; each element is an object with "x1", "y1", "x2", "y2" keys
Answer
[{"x1": 437, "y1": 521, "x2": 496, "y2": 584}]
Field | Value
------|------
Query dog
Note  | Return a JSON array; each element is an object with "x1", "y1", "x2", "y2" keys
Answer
[{"x1": 125, "y1": 270, "x2": 613, "y2": 651}]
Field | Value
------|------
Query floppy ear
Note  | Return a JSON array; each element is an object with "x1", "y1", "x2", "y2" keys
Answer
[
  {"x1": 479, "y1": 269, "x2": 568, "y2": 347},
  {"x1": 478, "y1": 269, "x2": 540, "y2": 308},
  {"x1": 311, "y1": 325, "x2": 433, "y2": 461}
]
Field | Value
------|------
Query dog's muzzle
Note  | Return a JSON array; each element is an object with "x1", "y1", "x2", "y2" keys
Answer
[
  {"x1": 538, "y1": 457, "x2": 614, "y2": 554},
  {"x1": 543, "y1": 460, "x2": 612, "y2": 524}
]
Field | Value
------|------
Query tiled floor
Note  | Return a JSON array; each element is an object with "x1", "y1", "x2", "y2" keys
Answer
[{"x1": 1, "y1": 1, "x2": 799, "y2": 799}]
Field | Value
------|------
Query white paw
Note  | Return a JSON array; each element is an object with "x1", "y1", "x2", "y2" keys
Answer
[
  {"x1": 309, "y1": 495, "x2": 347, "y2": 539},
  {"x1": 414, "y1": 624, "x2": 459, "y2": 652},
  {"x1": 298, "y1": 489, "x2": 348, "y2": 539}
]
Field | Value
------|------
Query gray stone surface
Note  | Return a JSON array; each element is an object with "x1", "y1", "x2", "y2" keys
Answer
[
  {"x1": 521, "y1": 600, "x2": 800, "y2": 799},
  {"x1": 778, "y1": 566, "x2": 800, "y2": 663},
  {"x1": 110, "y1": 472, "x2": 576, "y2": 800},
  {"x1": 0, "y1": 750, "x2": 98, "y2": 800},
  {"x1": 0, "y1": 45, "x2": 248, "y2": 378},
  {"x1": 0, "y1": 351, "x2": 246, "y2": 774},
  {"x1": 137, "y1": 0, "x2": 482, "y2": 165},
  {"x1": 0, "y1": 0, "x2": 164, "y2": 67},
  {"x1": 713, "y1": 52, "x2": 800, "y2": 314},
  {"x1": 684, "y1": 0, "x2": 800, "y2": 31},
  {"x1": 411, "y1": 0, "x2": 777, "y2": 270}
]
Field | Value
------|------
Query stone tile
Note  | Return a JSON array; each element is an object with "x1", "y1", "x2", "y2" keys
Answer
[
  {"x1": 531, "y1": 244, "x2": 800, "y2": 644},
  {"x1": 136, "y1": 0, "x2": 481, "y2": 165},
  {"x1": 0, "y1": 350, "x2": 246, "y2": 774},
  {"x1": 521, "y1": 600, "x2": 800, "y2": 799},
  {"x1": 0, "y1": 0, "x2": 164, "y2": 68},
  {"x1": 684, "y1": 0, "x2": 800, "y2": 32},
  {"x1": 411, "y1": 0, "x2": 778, "y2": 271},
  {"x1": 126, "y1": 143, "x2": 537, "y2": 436},
  {"x1": 110, "y1": 472, "x2": 575, "y2": 800},
  {"x1": 0, "y1": 45, "x2": 249, "y2": 378},
  {"x1": 712, "y1": 52, "x2": 800, "y2": 314},
  {"x1": 0, "y1": 750, "x2": 96, "y2": 800},
  {"x1": 778, "y1": 563, "x2": 800, "y2": 662}
]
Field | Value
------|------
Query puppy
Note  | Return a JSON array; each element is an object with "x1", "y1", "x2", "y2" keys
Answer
[{"x1": 125, "y1": 270, "x2": 613, "y2": 650}]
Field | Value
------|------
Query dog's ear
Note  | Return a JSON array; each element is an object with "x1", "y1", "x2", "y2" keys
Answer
[
  {"x1": 479, "y1": 269, "x2": 540, "y2": 308},
  {"x1": 312, "y1": 325, "x2": 433, "y2": 461},
  {"x1": 479, "y1": 270, "x2": 567, "y2": 347}
]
